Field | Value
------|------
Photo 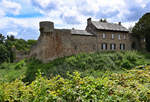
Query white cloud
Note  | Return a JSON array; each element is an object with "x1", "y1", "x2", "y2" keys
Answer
[
  {"x1": 0, "y1": 0, "x2": 149, "y2": 40},
  {"x1": 0, "y1": 0, "x2": 21, "y2": 16},
  {"x1": 33, "y1": 0, "x2": 52, "y2": 8},
  {"x1": 0, "y1": 9, "x2": 5, "y2": 17},
  {"x1": 122, "y1": 21, "x2": 136, "y2": 28}
]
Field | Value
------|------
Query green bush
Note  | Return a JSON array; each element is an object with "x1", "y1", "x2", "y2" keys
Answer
[
  {"x1": 22, "y1": 51, "x2": 146, "y2": 82},
  {"x1": 0, "y1": 66, "x2": 150, "y2": 101},
  {"x1": 14, "y1": 60, "x2": 26, "y2": 70}
]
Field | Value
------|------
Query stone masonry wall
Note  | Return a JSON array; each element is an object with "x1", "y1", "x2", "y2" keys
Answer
[
  {"x1": 30, "y1": 21, "x2": 133, "y2": 62},
  {"x1": 30, "y1": 29, "x2": 97, "y2": 62},
  {"x1": 97, "y1": 31, "x2": 132, "y2": 51},
  {"x1": 70, "y1": 35, "x2": 97, "y2": 54}
]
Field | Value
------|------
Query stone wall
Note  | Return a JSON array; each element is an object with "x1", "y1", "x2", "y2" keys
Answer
[
  {"x1": 96, "y1": 31, "x2": 132, "y2": 51},
  {"x1": 70, "y1": 35, "x2": 97, "y2": 54},
  {"x1": 30, "y1": 29, "x2": 72, "y2": 62},
  {"x1": 29, "y1": 21, "x2": 134, "y2": 62},
  {"x1": 30, "y1": 29, "x2": 97, "y2": 62}
]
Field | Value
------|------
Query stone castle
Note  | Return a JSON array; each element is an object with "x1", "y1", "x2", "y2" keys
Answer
[{"x1": 29, "y1": 18, "x2": 145, "y2": 62}]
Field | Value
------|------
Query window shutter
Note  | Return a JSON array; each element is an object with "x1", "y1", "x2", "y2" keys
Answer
[
  {"x1": 123, "y1": 44, "x2": 125, "y2": 50},
  {"x1": 114, "y1": 44, "x2": 116, "y2": 49},
  {"x1": 110, "y1": 44, "x2": 112, "y2": 50},
  {"x1": 120, "y1": 44, "x2": 121, "y2": 50}
]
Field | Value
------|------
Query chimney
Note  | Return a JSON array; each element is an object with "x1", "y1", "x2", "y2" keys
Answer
[
  {"x1": 103, "y1": 19, "x2": 107, "y2": 22},
  {"x1": 87, "y1": 17, "x2": 92, "y2": 25},
  {"x1": 99, "y1": 19, "x2": 103, "y2": 22},
  {"x1": 118, "y1": 22, "x2": 121, "y2": 25}
]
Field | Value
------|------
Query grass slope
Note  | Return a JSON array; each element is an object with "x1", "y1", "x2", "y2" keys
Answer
[
  {"x1": 0, "y1": 51, "x2": 149, "y2": 83},
  {"x1": 0, "y1": 51, "x2": 150, "y2": 101}
]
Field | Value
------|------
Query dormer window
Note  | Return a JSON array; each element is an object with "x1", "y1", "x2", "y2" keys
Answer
[
  {"x1": 118, "y1": 34, "x2": 121, "y2": 40},
  {"x1": 112, "y1": 34, "x2": 114, "y2": 39},
  {"x1": 103, "y1": 33, "x2": 106, "y2": 39}
]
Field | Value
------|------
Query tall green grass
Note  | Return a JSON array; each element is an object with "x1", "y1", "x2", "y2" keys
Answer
[{"x1": 0, "y1": 60, "x2": 27, "y2": 83}]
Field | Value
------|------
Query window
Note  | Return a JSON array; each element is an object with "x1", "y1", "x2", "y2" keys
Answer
[
  {"x1": 93, "y1": 45, "x2": 96, "y2": 50},
  {"x1": 123, "y1": 34, "x2": 126, "y2": 39},
  {"x1": 101, "y1": 43, "x2": 107, "y2": 50},
  {"x1": 144, "y1": 38, "x2": 146, "y2": 42},
  {"x1": 74, "y1": 45, "x2": 77, "y2": 50},
  {"x1": 112, "y1": 34, "x2": 114, "y2": 39},
  {"x1": 110, "y1": 44, "x2": 116, "y2": 50},
  {"x1": 120, "y1": 44, "x2": 125, "y2": 50},
  {"x1": 103, "y1": 33, "x2": 106, "y2": 39},
  {"x1": 118, "y1": 34, "x2": 121, "y2": 40}
]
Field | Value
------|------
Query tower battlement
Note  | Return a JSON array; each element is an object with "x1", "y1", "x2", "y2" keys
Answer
[{"x1": 39, "y1": 21, "x2": 54, "y2": 33}]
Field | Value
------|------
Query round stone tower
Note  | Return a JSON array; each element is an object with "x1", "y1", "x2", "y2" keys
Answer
[{"x1": 39, "y1": 21, "x2": 54, "y2": 33}]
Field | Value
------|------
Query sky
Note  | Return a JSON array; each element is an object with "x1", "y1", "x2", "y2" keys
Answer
[{"x1": 0, "y1": 0, "x2": 150, "y2": 40}]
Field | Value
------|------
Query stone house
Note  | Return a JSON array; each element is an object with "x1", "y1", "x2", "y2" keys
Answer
[{"x1": 29, "y1": 18, "x2": 144, "y2": 62}]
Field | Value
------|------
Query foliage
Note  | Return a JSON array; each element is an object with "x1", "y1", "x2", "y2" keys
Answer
[
  {"x1": 23, "y1": 51, "x2": 146, "y2": 82},
  {"x1": 0, "y1": 66, "x2": 150, "y2": 102},
  {"x1": 0, "y1": 51, "x2": 150, "y2": 101},
  {"x1": 132, "y1": 13, "x2": 150, "y2": 51},
  {"x1": 0, "y1": 60, "x2": 27, "y2": 83},
  {"x1": 0, "y1": 44, "x2": 9, "y2": 64},
  {"x1": 0, "y1": 33, "x2": 37, "y2": 63}
]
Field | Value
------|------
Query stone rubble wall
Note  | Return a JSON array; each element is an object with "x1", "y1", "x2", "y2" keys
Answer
[{"x1": 29, "y1": 21, "x2": 145, "y2": 62}]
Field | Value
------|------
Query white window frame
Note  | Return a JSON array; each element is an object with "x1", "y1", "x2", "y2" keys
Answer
[
  {"x1": 123, "y1": 34, "x2": 126, "y2": 39},
  {"x1": 118, "y1": 34, "x2": 121, "y2": 40},
  {"x1": 103, "y1": 44, "x2": 106, "y2": 50},
  {"x1": 112, "y1": 34, "x2": 114, "y2": 39},
  {"x1": 103, "y1": 33, "x2": 106, "y2": 39},
  {"x1": 121, "y1": 44, "x2": 123, "y2": 50},
  {"x1": 102, "y1": 43, "x2": 107, "y2": 50},
  {"x1": 110, "y1": 44, "x2": 116, "y2": 50},
  {"x1": 112, "y1": 44, "x2": 115, "y2": 50},
  {"x1": 120, "y1": 44, "x2": 125, "y2": 50}
]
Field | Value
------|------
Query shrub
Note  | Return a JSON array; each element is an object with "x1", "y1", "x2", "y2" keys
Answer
[
  {"x1": 0, "y1": 66, "x2": 150, "y2": 101},
  {"x1": 14, "y1": 60, "x2": 26, "y2": 70},
  {"x1": 23, "y1": 51, "x2": 146, "y2": 82}
]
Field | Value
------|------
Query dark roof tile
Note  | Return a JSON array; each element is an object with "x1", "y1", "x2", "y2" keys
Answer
[
  {"x1": 71, "y1": 30, "x2": 93, "y2": 36},
  {"x1": 92, "y1": 21, "x2": 129, "y2": 32}
]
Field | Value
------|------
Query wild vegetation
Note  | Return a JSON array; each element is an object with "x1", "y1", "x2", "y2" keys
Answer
[
  {"x1": 0, "y1": 34, "x2": 37, "y2": 64},
  {"x1": 0, "y1": 51, "x2": 148, "y2": 82},
  {"x1": 0, "y1": 65, "x2": 150, "y2": 101},
  {"x1": 132, "y1": 13, "x2": 150, "y2": 51},
  {"x1": 0, "y1": 51, "x2": 150, "y2": 101}
]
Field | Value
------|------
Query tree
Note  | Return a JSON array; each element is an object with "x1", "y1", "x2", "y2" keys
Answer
[
  {"x1": 7, "y1": 35, "x2": 15, "y2": 41},
  {"x1": 0, "y1": 34, "x2": 5, "y2": 44},
  {"x1": 132, "y1": 13, "x2": 150, "y2": 51},
  {"x1": 0, "y1": 44, "x2": 9, "y2": 64}
]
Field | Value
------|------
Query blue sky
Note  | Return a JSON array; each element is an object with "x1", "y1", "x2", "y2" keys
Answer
[{"x1": 0, "y1": 0, "x2": 150, "y2": 40}]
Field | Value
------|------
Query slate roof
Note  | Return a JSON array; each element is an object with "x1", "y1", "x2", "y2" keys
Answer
[
  {"x1": 91, "y1": 21, "x2": 129, "y2": 32},
  {"x1": 71, "y1": 29, "x2": 93, "y2": 36}
]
